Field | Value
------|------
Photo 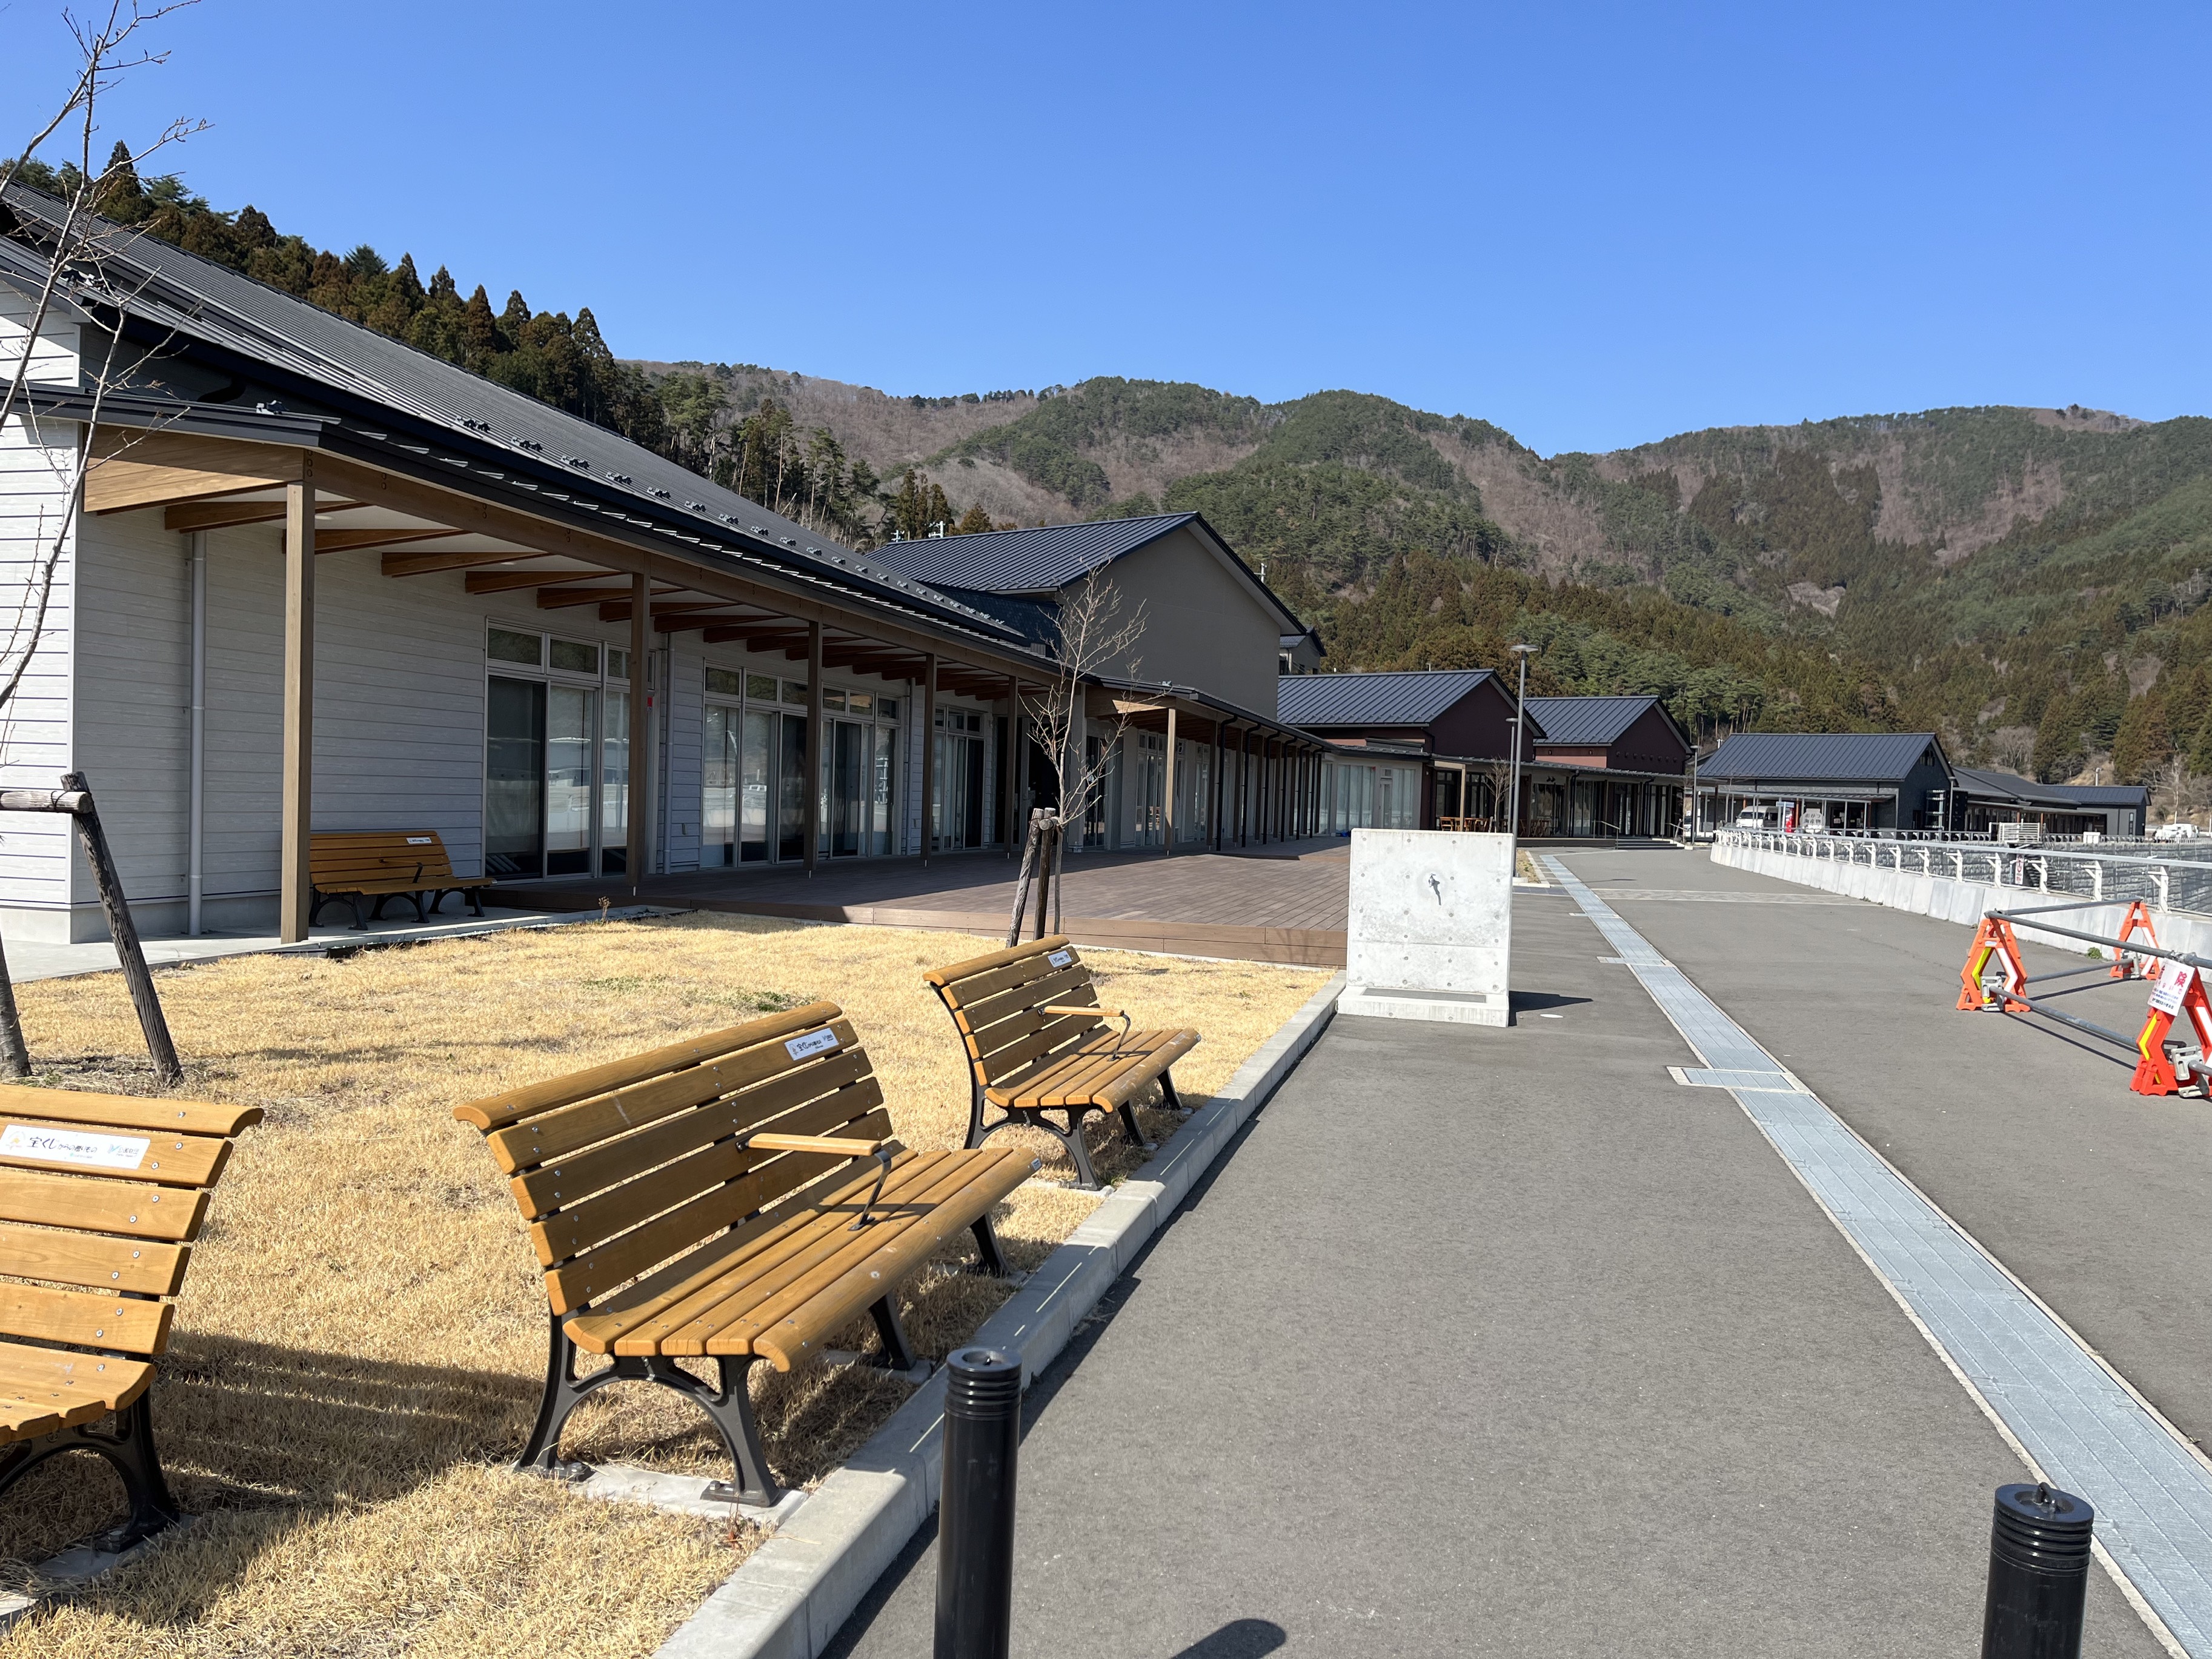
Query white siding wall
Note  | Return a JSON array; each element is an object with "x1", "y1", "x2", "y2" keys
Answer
[
  {"x1": 0, "y1": 414, "x2": 79, "y2": 928},
  {"x1": 0, "y1": 290, "x2": 82, "y2": 933}
]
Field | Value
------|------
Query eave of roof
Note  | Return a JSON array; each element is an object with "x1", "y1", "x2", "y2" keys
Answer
[
  {"x1": 1276, "y1": 668, "x2": 1504, "y2": 729},
  {"x1": 0, "y1": 190, "x2": 1032, "y2": 654}
]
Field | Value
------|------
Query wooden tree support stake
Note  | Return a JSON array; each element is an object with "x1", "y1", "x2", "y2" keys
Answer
[{"x1": 0, "y1": 774, "x2": 184, "y2": 1086}]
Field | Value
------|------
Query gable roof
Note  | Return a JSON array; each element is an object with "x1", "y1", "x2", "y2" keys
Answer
[
  {"x1": 0, "y1": 186, "x2": 1023, "y2": 647},
  {"x1": 1277, "y1": 668, "x2": 1501, "y2": 728},
  {"x1": 866, "y1": 510, "x2": 1309, "y2": 633},
  {"x1": 1953, "y1": 768, "x2": 2149, "y2": 813},
  {"x1": 1525, "y1": 694, "x2": 1678, "y2": 749},
  {"x1": 869, "y1": 514, "x2": 1196, "y2": 593},
  {"x1": 1701, "y1": 731, "x2": 1945, "y2": 784}
]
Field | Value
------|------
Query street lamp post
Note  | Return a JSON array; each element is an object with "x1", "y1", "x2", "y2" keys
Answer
[{"x1": 1507, "y1": 643, "x2": 1536, "y2": 840}]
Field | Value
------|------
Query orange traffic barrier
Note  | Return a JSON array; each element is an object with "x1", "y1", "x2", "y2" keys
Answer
[
  {"x1": 2111, "y1": 900, "x2": 2159, "y2": 979},
  {"x1": 2131, "y1": 959, "x2": 2212, "y2": 1095},
  {"x1": 1958, "y1": 916, "x2": 2030, "y2": 1012}
]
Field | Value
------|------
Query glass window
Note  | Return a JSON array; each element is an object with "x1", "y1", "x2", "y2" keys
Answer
[
  {"x1": 878, "y1": 696, "x2": 898, "y2": 722},
  {"x1": 823, "y1": 688, "x2": 846, "y2": 711},
  {"x1": 783, "y1": 680, "x2": 809, "y2": 706},
  {"x1": 600, "y1": 690, "x2": 629, "y2": 875},
  {"x1": 488, "y1": 627, "x2": 542, "y2": 667},
  {"x1": 550, "y1": 638, "x2": 599, "y2": 674},
  {"x1": 705, "y1": 703, "x2": 738, "y2": 866},
  {"x1": 608, "y1": 647, "x2": 628, "y2": 679},
  {"x1": 485, "y1": 677, "x2": 545, "y2": 876},
  {"x1": 706, "y1": 667, "x2": 743, "y2": 697},
  {"x1": 846, "y1": 690, "x2": 872, "y2": 715},
  {"x1": 747, "y1": 673, "x2": 778, "y2": 702},
  {"x1": 742, "y1": 709, "x2": 773, "y2": 861}
]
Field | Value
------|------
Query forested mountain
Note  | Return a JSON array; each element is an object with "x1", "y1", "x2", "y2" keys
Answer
[{"x1": 42, "y1": 157, "x2": 2212, "y2": 796}]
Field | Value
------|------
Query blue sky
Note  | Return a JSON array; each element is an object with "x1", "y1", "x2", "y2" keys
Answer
[{"x1": 6, "y1": 1, "x2": 2205, "y2": 454}]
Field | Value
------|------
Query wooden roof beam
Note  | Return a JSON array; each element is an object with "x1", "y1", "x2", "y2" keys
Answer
[
  {"x1": 463, "y1": 568, "x2": 619, "y2": 594},
  {"x1": 313, "y1": 527, "x2": 463, "y2": 554},
  {"x1": 536, "y1": 583, "x2": 671, "y2": 609},
  {"x1": 383, "y1": 549, "x2": 543, "y2": 577},
  {"x1": 164, "y1": 497, "x2": 371, "y2": 531},
  {"x1": 598, "y1": 599, "x2": 731, "y2": 623}
]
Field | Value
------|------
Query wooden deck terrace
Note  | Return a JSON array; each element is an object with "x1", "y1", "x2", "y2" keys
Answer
[{"x1": 497, "y1": 840, "x2": 1352, "y2": 965}]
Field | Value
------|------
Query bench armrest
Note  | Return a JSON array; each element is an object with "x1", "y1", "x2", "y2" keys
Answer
[
  {"x1": 1041, "y1": 1004, "x2": 1124, "y2": 1020},
  {"x1": 742, "y1": 1133, "x2": 892, "y2": 1158}
]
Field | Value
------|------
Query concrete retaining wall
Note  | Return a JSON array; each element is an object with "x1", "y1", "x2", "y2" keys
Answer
[{"x1": 1710, "y1": 840, "x2": 2212, "y2": 958}]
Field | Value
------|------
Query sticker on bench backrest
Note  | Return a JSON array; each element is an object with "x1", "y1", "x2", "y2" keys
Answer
[
  {"x1": 406, "y1": 836, "x2": 433, "y2": 845},
  {"x1": 0, "y1": 1123, "x2": 150, "y2": 1170},
  {"x1": 1047, "y1": 949, "x2": 1074, "y2": 969},
  {"x1": 785, "y1": 1029, "x2": 840, "y2": 1060}
]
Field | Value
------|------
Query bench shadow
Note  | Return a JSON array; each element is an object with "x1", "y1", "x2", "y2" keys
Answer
[
  {"x1": 1172, "y1": 1621, "x2": 1289, "y2": 1657},
  {"x1": 1511, "y1": 989, "x2": 1593, "y2": 1012},
  {"x1": 0, "y1": 1329, "x2": 538, "y2": 1601}
]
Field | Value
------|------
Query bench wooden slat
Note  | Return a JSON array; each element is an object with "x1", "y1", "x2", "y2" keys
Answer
[
  {"x1": 527, "y1": 1083, "x2": 888, "y2": 1268},
  {"x1": 0, "y1": 1088, "x2": 261, "y2": 1139},
  {"x1": 922, "y1": 935, "x2": 1077, "y2": 989},
  {"x1": 0, "y1": 1341, "x2": 154, "y2": 1437},
  {"x1": 955, "y1": 964, "x2": 1095, "y2": 1036},
  {"x1": 0, "y1": 1168, "x2": 207, "y2": 1241},
  {"x1": 634, "y1": 1151, "x2": 968, "y2": 1357},
  {"x1": 508, "y1": 1057, "x2": 878, "y2": 1219},
  {"x1": 0, "y1": 1222, "x2": 188, "y2": 1295},
  {"x1": 0, "y1": 1282, "x2": 172, "y2": 1357},
  {"x1": 458, "y1": 1003, "x2": 840, "y2": 1132},
  {"x1": 0, "y1": 1115, "x2": 230, "y2": 1188},
  {"x1": 740, "y1": 1150, "x2": 1035, "y2": 1369},
  {"x1": 571, "y1": 1154, "x2": 912, "y2": 1352},
  {"x1": 488, "y1": 1018, "x2": 862, "y2": 1172}
]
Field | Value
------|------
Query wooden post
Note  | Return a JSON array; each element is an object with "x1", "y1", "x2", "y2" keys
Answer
[
  {"x1": 279, "y1": 464, "x2": 315, "y2": 943},
  {"x1": 0, "y1": 931, "x2": 29, "y2": 1077},
  {"x1": 920, "y1": 653, "x2": 937, "y2": 866},
  {"x1": 1210, "y1": 720, "x2": 1224, "y2": 851},
  {"x1": 62, "y1": 773, "x2": 182, "y2": 1086},
  {"x1": 1161, "y1": 705, "x2": 1178, "y2": 856},
  {"x1": 803, "y1": 621, "x2": 823, "y2": 874},
  {"x1": 1005, "y1": 809, "x2": 1043, "y2": 946},
  {"x1": 628, "y1": 572, "x2": 651, "y2": 895},
  {"x1": 1001, "y1": 674, "x2": 1019, "y2": 857}
]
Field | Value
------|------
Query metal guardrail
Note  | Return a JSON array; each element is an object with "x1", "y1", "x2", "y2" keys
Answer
[{"x1": 1718, "y1": 828, "x2": 2212, "y2": 916}]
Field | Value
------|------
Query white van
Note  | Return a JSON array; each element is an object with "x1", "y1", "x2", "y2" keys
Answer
[
  {"x1": 1734, "y1": 806, "x2": 1777, "y2": 831},
  {"x1": 2151, "y1": 821, "x2": 2199, "y2": 842}
]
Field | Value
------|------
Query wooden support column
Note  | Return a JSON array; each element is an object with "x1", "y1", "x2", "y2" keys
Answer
[
  {"x1": 1001, "y1": 673, "x2": 1020, "y2": 857},
  {"x1": 1239, "y1": 730, "x2": 1252, "y2": 846},
  {"x1": 1162, "y1": 705, "x2": 1178, "y2": 856},
  {"x1": 279, "y1": 461, "x2": 315, "y2": 943},
  {"x1": 920, "y1": 654, "x2": 937, "y2": 865},
  {"x1": 627, "y1": 572, "x2": 651, "y2": 894},
  {"x1": 1212, "y1": 720, "x2": 1227, "y2": 851},
  {"x1": 803, "y1": 621, "x2": 823, "y2": 874}
]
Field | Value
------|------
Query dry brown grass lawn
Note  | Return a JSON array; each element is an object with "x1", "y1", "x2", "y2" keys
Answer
[{"x1": 0, "y1": 913, "x2": 1323, "y2": 1657}]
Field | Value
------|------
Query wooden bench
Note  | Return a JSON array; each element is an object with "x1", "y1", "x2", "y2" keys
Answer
[
  {"x1": 0, "y1": 1085, "x2": 261, "y2": 1548},
  {"x1": 925, "y1": 936, "x2": 1200, "y2": 1190},
  {"x1": 455, "y1": 1003, "x2": 1038, "y2": 1508},
  {"x1": 310, "y1": 830, "x2": 491, "y2": 929}
]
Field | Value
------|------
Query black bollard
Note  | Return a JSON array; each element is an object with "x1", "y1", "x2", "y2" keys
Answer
[
  {"x1": 1982, "y1": 1481, "x2": 2094, "y2": 1659},
  {"x1": 935, "y1": 1346, "x2": 1022, "y2": 1659}
]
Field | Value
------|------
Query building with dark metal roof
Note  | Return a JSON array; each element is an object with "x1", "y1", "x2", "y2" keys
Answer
[
  {"x1": 0, "y1": 187, "x2": 1367, "y2": 933},
  {"x1": 1275, "y1": 674, "x2": 1690, "y2": 837},
  {"x1": 1950, "y1": 768, "x2": 2147, "y2": 838},
  {"x1": 1698, "y1": 732, "x2": 1951, "y2": 833}
]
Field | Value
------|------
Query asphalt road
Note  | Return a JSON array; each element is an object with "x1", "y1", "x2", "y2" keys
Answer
[
  {"x1": 1558, "y1": 845, "x2": 2211, "y2": 1450},
  {"x1": 827, "y1": 889, "x2": 2161, "y2": 1657}
]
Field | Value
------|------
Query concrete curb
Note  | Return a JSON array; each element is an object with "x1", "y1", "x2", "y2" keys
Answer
[{"x1": 654, "y1": 970, "x2": 1347, "y2": 1659}]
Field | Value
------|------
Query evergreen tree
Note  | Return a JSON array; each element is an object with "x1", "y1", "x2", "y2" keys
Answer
[{"x1": 2111, "y1": 691, "x2": 2173, "y2": 783}]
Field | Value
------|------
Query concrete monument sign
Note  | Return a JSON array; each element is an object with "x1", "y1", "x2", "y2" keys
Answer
[{"x1": 1340, "y1": 828, "x2": 1513, "y2": 1025}]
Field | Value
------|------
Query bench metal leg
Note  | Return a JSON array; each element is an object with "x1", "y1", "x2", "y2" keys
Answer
[
  {"x1": 1159, "y1": 1068, "x2": 1182, "y2": 1112},
  {"x1": 869, "y1": 1297, "x2": 917, "y2": 1372},
  {"x1": 966, "y1": 1085, "x2": 1108, "y2": 1190},
  {"x1": 519, "y1": 1309, "x2": 780, "y2": 1508},
  {"x1": 0, "y1": 1392, "x2": 181, "y2": 1550},
  {"x1": 1115, "y1": 1099, "x2": 1155, "y2": 1154},
  {"x1": 970, "y1": 1213, "x2": 1009, "y2": 1278}
]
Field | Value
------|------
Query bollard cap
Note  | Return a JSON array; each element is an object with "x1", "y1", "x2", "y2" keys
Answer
[
  {"x1": 1991, "y1": 1482, "x2": 2094, "y2": 1571},
  {"x1": 945, "y1": 1346, "x2": 1022, "y2": 1415}
]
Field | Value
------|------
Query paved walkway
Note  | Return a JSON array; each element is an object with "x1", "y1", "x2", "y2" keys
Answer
[
  {"x1": 502, "y1": 841, "x2": 1353, "y2": 965},
  {"x1": 825, "y1": 877, "x2": 2170, "y2": 1656}
]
